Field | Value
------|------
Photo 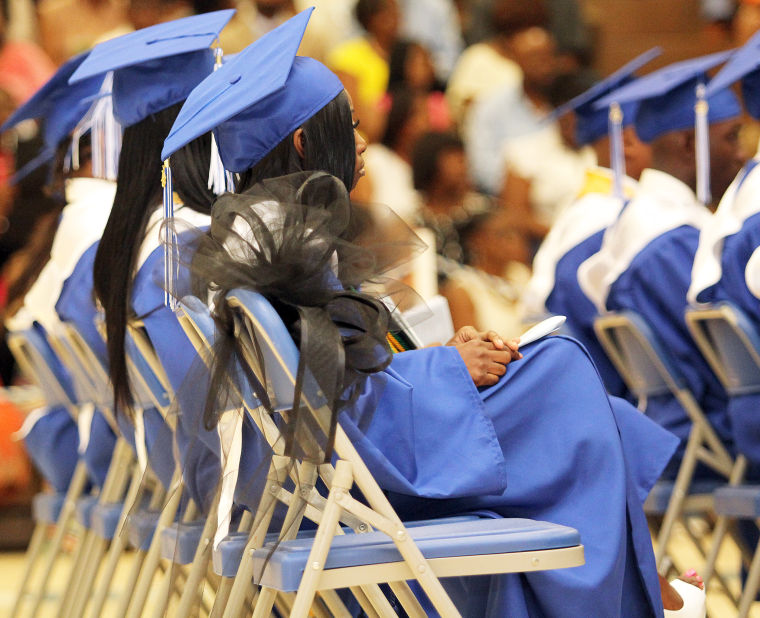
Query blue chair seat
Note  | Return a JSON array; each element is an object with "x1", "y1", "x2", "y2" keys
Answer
[
  {"x1": 160, "y1": 521, "x2": 205, "y2": 565},
  {"x1": 252, "y1": 517, "x2": 581, "y2": 592},
  {"x1": 91, "y1": 502, "x2": 124, "y2": 540},
  {"x1": 211, "y1": 515, "x2": 482, "y2": 578},
  {"x1": 126, "y1": 510, "x2": 160, "y2": 551},
  {"x1": 75, "y1": 494, "x2": 99, "y2": 528},
  {"x1": 644, "y1": 480, "x2": 721, "y2": 515},
  {"x1": 714, "y1": 485, "x2": 760, "y2": 519},
  {"x1": 32, "y1": 492, "x2": 65, "y2": 524}
]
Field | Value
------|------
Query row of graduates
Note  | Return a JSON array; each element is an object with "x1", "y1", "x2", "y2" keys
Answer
[
  {"x1": 2, "y1": 7, "x2": 687, "y2": 618},
  {"x1": 525, "y1": 34, "x2": 760, "y2": 484}
]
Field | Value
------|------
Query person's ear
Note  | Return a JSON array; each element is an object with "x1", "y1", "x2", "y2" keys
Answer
[{"x1": 293, "y1": 128, "x2": 306, "y2": 159}]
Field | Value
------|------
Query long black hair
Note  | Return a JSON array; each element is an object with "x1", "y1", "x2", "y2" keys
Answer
[
  {"x1": 93, "y1": 102, "x2": 215, "y2": 416},
  {"x1": 235, "y1": 90, "x2": 356, "y2": 193}
]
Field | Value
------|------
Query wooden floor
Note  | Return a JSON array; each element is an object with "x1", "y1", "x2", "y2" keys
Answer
[{"x1": 0, "y1": 519, "x2": 758, "y2": 617}]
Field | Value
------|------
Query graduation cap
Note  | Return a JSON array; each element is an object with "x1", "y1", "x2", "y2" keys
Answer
[
  {"x1": 68, "y1": 11, "x2": 236, "y2": 310},
  {"x1": 69, "y1": 9, "x2": 235, "y2": 128},
  {"x1": 553, "y1": 47, "x2": 662, "y2": 146},
  {"x1": 0, "y1": 52, "x2": 106, "y2": 182},
  {"x1": 705, "y1": 28, "x2": 760, "y2": 119},
  {"x1": 551, "y1": 47, "x2": 661, "y2": 198},
  {"x1": 161, "y1": 7, "x2": 345, "y2": 172},
  {"x1": 595, "y1": 50, "x2": 741, "y2": 204}
]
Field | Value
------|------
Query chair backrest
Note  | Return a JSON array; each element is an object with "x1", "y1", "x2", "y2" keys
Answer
[
  {"x1": 594, "y1": 311, "x2": 683, "y2": 400},
  {"x1": 7, "y1": 327, "x2": 77, "y2": 409},
  {"x1": 685, "y1": 302, "x2": 760, "y2": 396},
  {"x1": 124, "y1": 323, "x2": 173, "y2": 417}
]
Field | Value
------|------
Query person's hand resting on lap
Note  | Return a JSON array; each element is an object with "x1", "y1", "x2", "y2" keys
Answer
[{"x1": 447, "y1": 326, "x2": 522, "y2": 386}]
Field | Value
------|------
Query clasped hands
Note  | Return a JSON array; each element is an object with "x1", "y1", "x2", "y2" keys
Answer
[{"x1": 447, "y1": 326, "x2": 522, "y2": 387}]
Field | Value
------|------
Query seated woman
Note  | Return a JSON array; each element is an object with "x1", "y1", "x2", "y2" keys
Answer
[{"x1": 159, "y1": 10, "x2": 682, "y2": 617}]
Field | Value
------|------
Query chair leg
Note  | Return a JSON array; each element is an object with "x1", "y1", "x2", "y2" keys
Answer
[
  {"x1": 9, "y1": 519, "x2": 47, "y2": 618},
  {"x1": 29, "y1": 461, "x2": 89, "y2": 617},
  {"x1": 210, "y1": 577, "x2": 234, "y2": 617},
  {"x1": 57, "y1": 523, "x2": 95, "y2": 618},
  {"x1": 389, "y1": 581, "x2": 428, "y2": 618},
  {"x1": 656, "y1": 425, "x2": 702, "y2": 568},
  {"x1": 738, "y1": 535, "x2": 760, "y2": 618},
  {"x1": 113, "y1": 548, "x2": 147, "y2": 618},
  {"x1": 87, "y1": 465, "x2": 145, "y2": 618},
  {"x1": 149, "y1": 560, "x2": 179, "y2": 618},
  {"x1": 251, "y1": 587, "x2": 278, "y2": 618},
  {"x1": 66, "y1": 536, "x2": 109, "y2": 618},
  {"x1": 175, "y1": 485, "x2": 221, "y2": 616},
  {"x1": 124, "y1": 470, "x2": 184, "y2": 618}
]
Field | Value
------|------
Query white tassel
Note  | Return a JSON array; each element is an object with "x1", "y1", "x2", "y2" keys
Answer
[
  {"x1": 208, "y1": 132, "x2": 228, "y2": 195},
  {"x1": 207, "y1": 47, "x2": 230, "y2": 195},
  {"x1": 608, "y1": 102, "x2": 626, "y2": 200},
  {"x1": 695, "y1": 83, "x2": 711, "y2": 206},
  {"x1": 163, "y1": 159, "x2": 178, "y2": 311},
  {"x1": 72, "y1": 72, "x2": 122, "y2": 181}
]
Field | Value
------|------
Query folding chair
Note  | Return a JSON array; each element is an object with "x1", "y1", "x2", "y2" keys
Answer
[
  {"x1": 41, "y1": 330, "x2": 139, "y2": 618},
  {"x1": 54, "y1": 320, "x2": 154, "y2": 618},
  {"x1": 221, "y1": 288, "x2": 585, "y2": 617},
  {"x1": 178, "y1": 295, "x2": 544, "y2": 618},
  {"x1": 177, "y1": 296, "x2": 370, "y2": 618},
  {"x1": 686, "y1": 302, "x2": 760, "y2": 616},
  {"x1": 6, "y1": 327, "x2": 91, "y2": 618},
  {"x1": 594, "y1": 311, "x2": 742, "y2": 574},
  {"x1": 120, "y1": 321, "x2": 221, "y2": 618}
]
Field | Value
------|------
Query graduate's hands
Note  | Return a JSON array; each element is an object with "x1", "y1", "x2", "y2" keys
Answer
[{"x1": 447, "y1": 327, "x2": 522, "y2": 386}]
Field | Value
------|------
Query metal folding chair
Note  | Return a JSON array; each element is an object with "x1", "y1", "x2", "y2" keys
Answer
[
  {"x1": 594, "y1": 311, "x2": 743, "y2": 574},
  {"x1": 6, "y1": 327, "x2": 90, "y2": 618},
  {"x1": 686, "y1": 302, "x2": 760, "y2": 616},
  {"x1": 221, "y1": 288, "x2": 585, "y2": 618}
]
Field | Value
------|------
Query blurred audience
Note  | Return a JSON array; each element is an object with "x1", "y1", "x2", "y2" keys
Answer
[
  {"x1": 328, "y1": 0, "x2": 400, "y2": 142},
  {"x1": 442, "y1": 209, "x2": 530, "y2": 334},
  {"x1": 447, "y1": 0, "x2": 548, "y2": 128},
  {"x1": 359, "y1": 86, "x2": 430, "y2": 222},
  {"x1": 388, "y1": 38, "x2": 451, "y2": 130},
  {"x1": 397, "y1": 0, "x2": 463, "y2": 82}
]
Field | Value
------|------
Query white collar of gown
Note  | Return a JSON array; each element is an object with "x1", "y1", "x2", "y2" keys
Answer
[
  {"x1": 578, "y1": 168, "x2": 710, "y2": 312},
  {"x1": 524, "y1": 166, "x2": 633, "y2": 314},
  {"x1": 7, "y1": 177, "x2": 117, "y2": 334},
  {"x1": 688, "y1": 150, "x2": 760, "y2": 305}
]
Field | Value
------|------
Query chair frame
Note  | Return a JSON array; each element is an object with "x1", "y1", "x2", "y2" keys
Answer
[{"x1": 594, "y1": 311, "x2": 744, "y2": 574}]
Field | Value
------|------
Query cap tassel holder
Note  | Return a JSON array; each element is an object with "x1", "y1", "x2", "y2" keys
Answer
[
  {"x1": 608, "y1": 102, "x2": 626, "y2": 200},
  {"x1": 208, "y1": 47, "x2": 231, "y2": 195},
  {"x1": 162, "y1": 159, "x2": 179, "y2": 311},
  {"x1": 695, "y1": 83, "x2": 711, "y2": 205}
]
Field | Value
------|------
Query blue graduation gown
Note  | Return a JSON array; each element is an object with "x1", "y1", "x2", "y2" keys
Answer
[
  {"x1": 132, "y1": 245, "x2": 270, "y2": 511},
  {"x1": 55, "y1": 241, "x2": 178, "y2": 493},
  {"x1": 545, "y1": 230, "x2": 628, "y2": 397},
  {"x1": 345, "y1": 336, "x2": 677, "y2": 617},
  {"x1": 606, "y1": 226, "x2": 732, "y2": 467},
  {"x1": 696, "y1": 212, "x2": 760, "y2": 467},
  {"x1": 132, "y1": 236, "x2": 675, "y2": 614}
]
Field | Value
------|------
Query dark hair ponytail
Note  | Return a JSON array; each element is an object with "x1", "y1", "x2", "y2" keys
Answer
[
  {"x1": 235, "y1": 90, "x2": 355, "y2": 193},
  {"x1": 93, "y1": 102, "x2": 214, "y2": 416}
]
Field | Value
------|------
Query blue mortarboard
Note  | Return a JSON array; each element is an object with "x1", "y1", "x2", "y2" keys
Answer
[
  {"x1": 69, "y1": 10, "x2": 234, "y2": 127},
  {"x1": 162, "y1": 7, "x2": 344, "y2": 172},
  {"x1": 595, "y1": 50, "x2": 741, "y2": 204},
  {"x1": 705, "y1": 28, "x2": 760, "y2": 119},
  {"x1": 594, "y1": 50, "x2": 740, "y2": 142},
  {"x1": 552, "y1": 47, "x2": 662, "y2": 146},
  {"x1": 0, "y1": 52, "x2": 106, "y2": 182}
]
